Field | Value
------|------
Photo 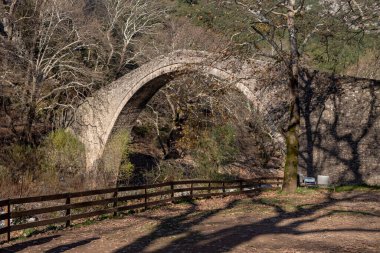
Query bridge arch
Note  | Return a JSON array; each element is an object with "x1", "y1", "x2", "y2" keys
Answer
[{"x1": 70, "y1": 50, "x2": 278, "y2": 170}]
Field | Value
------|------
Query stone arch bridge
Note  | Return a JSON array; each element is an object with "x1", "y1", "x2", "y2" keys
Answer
[
  {"x1": 70, "y1": 50, "x2": 380, "y2": 186},
  {"x1": 70, "y1": 50, "x2": 281, "y2": 170}
]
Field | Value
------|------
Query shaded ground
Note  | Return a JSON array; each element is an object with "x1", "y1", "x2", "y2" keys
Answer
[{"x1": 1, "y1": 189, "x2": 379, "y2": 253}]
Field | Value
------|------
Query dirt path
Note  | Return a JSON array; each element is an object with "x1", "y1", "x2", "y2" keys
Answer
[{"x1": 1, "y1": 190, "x2": 379, "y2": 253}]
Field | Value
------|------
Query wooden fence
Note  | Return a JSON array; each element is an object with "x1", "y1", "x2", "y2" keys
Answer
[{"x1": 0, "y1": 177, "x2": 282, "y2": 243}]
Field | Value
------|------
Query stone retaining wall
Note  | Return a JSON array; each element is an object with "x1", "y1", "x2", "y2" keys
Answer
[{"x1": 298, "y1": 72, "x2": 380, "y2": 185}]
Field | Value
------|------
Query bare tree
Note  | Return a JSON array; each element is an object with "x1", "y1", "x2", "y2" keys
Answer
[
  {"x1": 97, "y1": 0, "x2": 164, "y2": 77},
  {"x1": 232, "y1": 0, "x2": 379, "y2": 192},
  {"x1": 1, "y1": 0, "x2": 98, "y2": 143},
  {"x1": 0, "y1": 0, "x2": 164, "y2": 143}
]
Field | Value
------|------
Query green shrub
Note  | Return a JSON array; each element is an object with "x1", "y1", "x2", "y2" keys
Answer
[
  {"x1": 39, "y1": 129, "x2": 85, "y2": 175},
  {"x1": 119, "y1": 161, "x2": 135, "y2": 183},
  {"x1": 22, "y1": 228, "x2": 37, "y2": 238},
  {"x1": 192, "y1": 124, "x2": 238, "y2": 179},
  {"x1": 0, "y1": 130, "x2": 101, "y2": 196},
  {"x1": 100, "y1": 130, "x2": 134, "y2": 183}
]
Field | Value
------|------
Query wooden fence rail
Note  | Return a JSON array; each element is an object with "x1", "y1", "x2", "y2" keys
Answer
[{"x1": 0, "y1": 177, "x2": 282, "y2": 243}]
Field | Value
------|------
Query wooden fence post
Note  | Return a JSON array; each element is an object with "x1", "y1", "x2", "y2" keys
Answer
[
  {"x1": 170, "y1": 182, "x2": 174, "y2": 202},
  {"x1": 208, "y1": 182, "x2": 211, "y2": 197},
  {"x1": 239, "y1": 180, "x2": 243, "y2": 193},
  {"x1": 222, "y1": 182, "x2": 226, "y2": 197},
  {"x1": 5, "y1": 199, "x2": 11, "y2": 242},
  {"x1": 65, "y1": 194, "x2": 71, "y2": 228},
  {"x1": 190, "y1": 183, "x2": 193, "y2": 199},
  {"x1": 113, "y1": 188, "x2": 118, "y2": 216}
]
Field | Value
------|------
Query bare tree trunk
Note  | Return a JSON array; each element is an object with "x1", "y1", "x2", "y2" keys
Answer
[
  {"x1": 117, "y1": 41, "x2": 128, "y2": 74},
  {"x1": 25, "y1": 78, "x2": 40, "y2": 145},
  {"x1": 22, "y1": 9, "x2": 42, "y2": 144},
  {"x1": 25, "y1": 103, "x2": 36, "y2": 144},
  {"x1": 106, "y1": 30, "x2": 114, "y2": 66},
  {"x1": 2, "y1": 0, "x2": 18, "y2": 40},
  {"x1": 163, "y1": 92, "x2": 185, "y2": 159},
  {"x1": 283, "y1": 73, "x2": 300, "y2": 192},
  {"x1": 283, "y1": 0, "x2": 300, "y2": 192}
]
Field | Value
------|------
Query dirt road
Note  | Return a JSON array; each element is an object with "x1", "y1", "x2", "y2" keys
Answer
[{"x1": 1, "y1": 190, "x2": 379, "y2": 253}]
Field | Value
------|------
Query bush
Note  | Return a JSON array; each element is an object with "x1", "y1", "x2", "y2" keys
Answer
[
  {"x1": 0, "y1": 131, "x2": 85, "y2": 197},
  {"x1": 39, "y1": 129, "x2": 85, "y2": 176},
  {"x1": 0, "y1": 144, "x2": 39, "y2": 184},
  {"x1": 143, "y1": 160, "x2": 172, "y2": 184},
  {"x1": 132, "y1": 125, "x2": 151, "y2": 138},
  {"x1": 100, "y1": 130, "x2": 134, "y2": 184},
  {"x1": 192, "y1": 125, "x2": 238, "y2": 179}
]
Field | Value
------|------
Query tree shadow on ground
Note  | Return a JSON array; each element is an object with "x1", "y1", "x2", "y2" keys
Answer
[
  {"x1": 0, "y1": 236, "x2": 99, "y2": 253},
  {"x1": 113, "y1": 195, "x2": 249, "y2": 253},
  {"x1": 44, "y1": 237, "x2": 100, "y2": 253},
  {"x1": 0, "y1": 235, "x2": 61, "y2": 252},
  {"x1": 113, "y1": 192, "x2": 379, "y2": 253}
]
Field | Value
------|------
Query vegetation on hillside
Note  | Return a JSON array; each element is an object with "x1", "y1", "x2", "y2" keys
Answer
[
  {"x1": 0, "y1": 0, "x2": 379, "y2": 196},
  {"x1": 173, "y1": 0, "x2": 380, "y2": 74}
]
